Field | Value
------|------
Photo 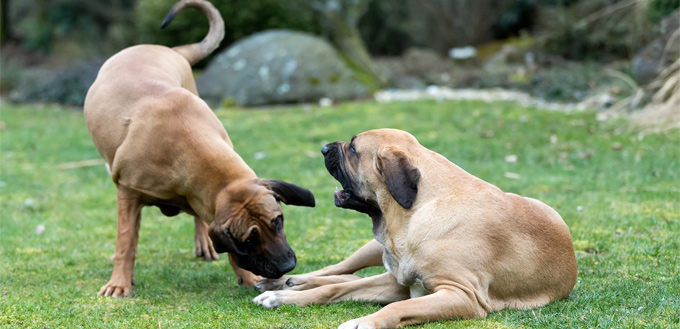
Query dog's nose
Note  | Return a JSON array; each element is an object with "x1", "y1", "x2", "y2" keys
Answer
[
  {"x1": 321, "y1": 144, "x2": 331, "y2": 156},
  {"x1": 278, "y1": 252, "x2": 296, "y2": 274}
]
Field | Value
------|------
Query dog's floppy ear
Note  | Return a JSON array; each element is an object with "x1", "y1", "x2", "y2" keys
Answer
[
  {"x1": 378, "y1": 146, "x2": 420, "y2": 209},
  {"x1": 260, "y1": 179, "x2": 316, "y2": 207},
  {"x1": 209, "y1": 222, "x2": 245, "y2": 255}
]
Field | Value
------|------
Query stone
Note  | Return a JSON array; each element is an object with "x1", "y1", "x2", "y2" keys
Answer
[
  {"x1": 9, "y1": 59, "x2": 104, "y2": 106},
  {"x1": 196, "y1": 29, "x2": 369, "y2": 107}
]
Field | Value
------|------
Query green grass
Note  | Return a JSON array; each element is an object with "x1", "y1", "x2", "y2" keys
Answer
[{"x1": 1, "y1": 100, "x2": 678, "y2": 328}]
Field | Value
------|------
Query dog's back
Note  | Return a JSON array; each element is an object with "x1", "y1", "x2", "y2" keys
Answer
[
  {"x1": 405, "y1": 142, "x2": 577, "y2": 312},
  {"x1": 84, "y1": 45, "x2": 197, "y2": 164},
  {"x1": 484, "y1": 193, "x2": 577, "y2": 310},
  {"x1": 84, "y1": 0, "x2": 225, "y2": 166}
]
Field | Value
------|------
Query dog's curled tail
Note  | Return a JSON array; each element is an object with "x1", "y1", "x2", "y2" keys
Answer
[{"x1": 161, "y1": 0, "x2": 225, "y2": 66}]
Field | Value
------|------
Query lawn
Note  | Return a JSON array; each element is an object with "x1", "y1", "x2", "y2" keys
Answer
[{"x1": 1, "y1": 99, "x2": 678, "y2": 328}]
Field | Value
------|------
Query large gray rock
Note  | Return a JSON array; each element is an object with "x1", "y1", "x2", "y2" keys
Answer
[
  {"x1": 9, "y1": 59, "x2": 104, "y2": 106},
  {"x1": 197, "y1": 30, "x2": 369, "y2": 107}
]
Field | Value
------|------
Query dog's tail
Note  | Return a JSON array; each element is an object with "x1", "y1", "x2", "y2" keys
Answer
[{"x1": 160, "y1": 0, "x2": 225, "y2": 66}]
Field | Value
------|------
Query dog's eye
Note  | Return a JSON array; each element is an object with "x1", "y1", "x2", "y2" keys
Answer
[
  {"x1": 271, "y1": 215, "x2": 283, "y2": 231},
  {"x1": 349, "y1": 143, "x2": 357, "y2": 154}
]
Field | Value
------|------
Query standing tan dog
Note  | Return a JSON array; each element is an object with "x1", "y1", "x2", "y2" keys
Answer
[
  {"x1": 253, "y1": 129, "x2": 577, "y2": 328},
  {"x1": 84, "y1": 0, "x2": 315, "y2": 298}
]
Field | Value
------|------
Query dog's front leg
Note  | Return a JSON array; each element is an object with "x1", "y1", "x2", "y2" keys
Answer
[
  {"x1": 338, "y1": 287, "x2": 489, "y2": 329},
  {"x1": 98, "y1": 187, "x2": 143, "y2": 298},
  {"x1": 255, "y1": 239, "x2": 384, "y2": 292},
  {"x1": 227, "y1": 254, "x2": 263, "y2": 286},
  {"x1": 253, "y1": 272, "x2": 409, "y2": 308},
  {"x1": 313, "y1": 239, "x2": 384, "y2": 276},
  {"x1": 194, "y1": 217, "x2": 219, "y2": 261}
]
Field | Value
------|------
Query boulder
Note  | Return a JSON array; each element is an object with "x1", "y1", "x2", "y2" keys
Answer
[
  {"x1": 196, "y1": 30, "x2": 369, "y2": 107},
  {"x1": 9, "y1": 59, "x2": 103, "y2": 106}
]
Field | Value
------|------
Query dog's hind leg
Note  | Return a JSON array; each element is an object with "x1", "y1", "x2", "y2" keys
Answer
[
  {"x1": 338, "y1": 286, "x2": 490, "y2": 329},
  {"x1": 194, "y1": 217, "x2": 219, "y2": 261},
  {"x1": 98, "y1": 187, "x2": 143, "y2": 298}
]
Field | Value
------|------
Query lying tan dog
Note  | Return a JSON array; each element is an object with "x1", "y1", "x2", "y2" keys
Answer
[
  {"x1": 254, "y1": 129, "x2": 577, "y2": 328},
  {"x1": 84, "y1": 0, "x2": 315, "y2": 298}
]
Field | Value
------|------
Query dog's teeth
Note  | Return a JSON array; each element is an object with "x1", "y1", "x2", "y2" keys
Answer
[{"x1": 335, "y1": 186, "x2": 340, "y2": 192}]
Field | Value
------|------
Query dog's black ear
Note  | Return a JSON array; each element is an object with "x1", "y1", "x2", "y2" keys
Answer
[
  {"x1": 378, "y1": 147, "x2": 420, "y2": 209},
  {"x1": 260, "y1": 179, "x2": 316, "y2": 207}
]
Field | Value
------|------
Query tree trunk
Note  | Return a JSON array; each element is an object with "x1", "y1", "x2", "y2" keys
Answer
[
  {"x1": 314, "y1": 0, "x2": 390, "y2": 86},
  {"x1": 1, "y1": 0, "x2": 10, "y2": 44}
]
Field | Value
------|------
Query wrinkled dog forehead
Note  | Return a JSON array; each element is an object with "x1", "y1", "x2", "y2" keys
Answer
[
  {"x1": 355, "y1": 129, "x2": 419, "y2": 149},
  {"x1": 249, "y1": 193, "x2": 281, "y2": 213}
]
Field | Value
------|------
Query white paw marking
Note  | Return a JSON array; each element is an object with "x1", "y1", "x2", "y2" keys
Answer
[
  {"x1": 338, "y1": 318, "x2": 376, "y2": 329},
  {"x1": 338, "y1": 319, "x2": 358, "y2": 329},
  {"x1": 252, "y1": 291, "x2": 280, "y2": 309}
]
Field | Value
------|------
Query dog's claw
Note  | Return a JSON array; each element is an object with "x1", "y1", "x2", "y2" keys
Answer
[{"x1": 97, "y1": 282, "x2": 132, "y2": 298}]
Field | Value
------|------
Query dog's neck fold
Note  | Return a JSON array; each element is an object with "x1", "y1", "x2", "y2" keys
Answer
[{"x1": 183, "y1": 142, "x2": 258, "y2": 222}]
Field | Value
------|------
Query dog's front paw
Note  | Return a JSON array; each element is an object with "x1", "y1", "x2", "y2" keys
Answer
[
  {"x1": 97, "y1": 280, "x2": 132, "y2": 298},
  {"x1": 255, "y1": 274, "x2": 319, "y2": 292},
  {"x1": 254, "y1": 276, "x2": 290, "y2": 292},
  {"x1": 238, "y1": 273, "x2": 264, "y2": 287},
  {"x1": 338, "y1": 317, "x2": 377, "y2": 329},
  {"x1": 253, "y1": 289, "x2": 316, "y2": 308},
  {"x1": 252, "y1": 291, "x2": 282, "y2": 309},
  {"x1": 283, "y1": 274, "x2": 329, "y2": 291},
  {"x1": 282, "y1": 275, "x2": 310, "y2": 290},
  {"x1": 195, "y1": 229, "x2": 219, "y2": 261}
]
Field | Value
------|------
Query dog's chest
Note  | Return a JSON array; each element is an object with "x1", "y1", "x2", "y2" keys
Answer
[
  {"x1": 382, "y1": 245, "x2": 422, "y2": 292},
  {"x1": 376, "y1": 215, "x2": 430, "y2": 296}
]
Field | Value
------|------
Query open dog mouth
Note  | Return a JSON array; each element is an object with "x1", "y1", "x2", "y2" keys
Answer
[
  {"x1": 334, "y1": 187, "x2": 352, "y2": 206},
  {"x1": 333, "y1": 186, "x2": 380, "y2": 217},
  {"x1": 323, "y1": 142, "x2": 381, "y2": 217}
]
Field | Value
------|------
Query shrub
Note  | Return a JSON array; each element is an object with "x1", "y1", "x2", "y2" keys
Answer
[
  {"x1": 358, "y1": 0, "x2": 514, "y2": 56},
  {"x1": 647, "y1": 0, "x2": 680, "y2": 22},
  {"x1": 536, "y1": 0, "x2": 678, "y2": 60},
  {"x1": 8, "y1": 0, "x2": 136, "y2": 55}
]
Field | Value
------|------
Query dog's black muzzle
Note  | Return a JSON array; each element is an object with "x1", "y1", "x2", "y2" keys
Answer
[{"x1": 321, "y1": 142, "x2": 380, "y2": 217}]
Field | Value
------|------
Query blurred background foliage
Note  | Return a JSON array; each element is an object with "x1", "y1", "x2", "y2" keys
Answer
[
  {"x1": 136, "y1": 0, "x2": 321, "y2": 62},
  {"x1": 1, "y1": 0, "x2": 678, "y2": 110},
  {"x1": 536, "y1": 0, "x2": 679, "y2": 60},
  {"x1": 2, "y1": 0, "x2": 321, "y2": 60},
  {"x1": 4, "y1": 0, "x2": 676, "y2": 61}
]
